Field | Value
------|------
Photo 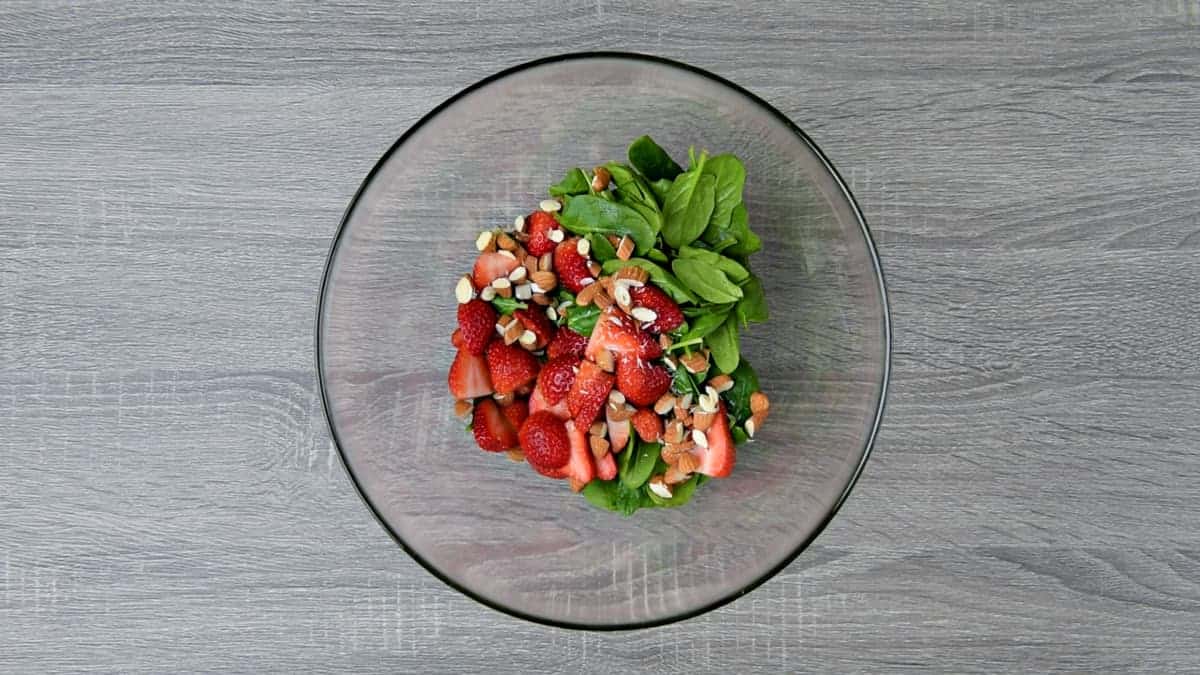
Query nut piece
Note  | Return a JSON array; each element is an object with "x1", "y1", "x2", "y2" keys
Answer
[
  {"x1": 630, "y1": 307, "x2": 657, "y2": 323},
  {"x1": 662, "y1": 420, "x2": 686, "y2": 444},
  {"x1": 614, "y1": 264, "x2": 649, "y2": 284},
  {"x1": 653, "y1": 393, "x2": 676, "y2": 416},
  {"x1": 616, "y1": 235, "x2": 635, "y2": 261},
  {"x1": 594, "y1": 348, "x2": 616, "y2": 373},
  {"x1": 746, "y1": 411, "x2": 767, "y2": 438},
  {"x1": 455, "y1": 275, "x2": 475, "y2": 304},
  {"x1": 591, "y1": 166, "x2": 612, "y2": 191},
  {"x1": 508, "y1": 266, "x2": 527, "y2": 283},
  {"x1": 496, "y1": 232, "x2": 519, "y2": 251},
  {"x1": 665, "y1": 464, "x2": 693, "y2": 485},
  {"x1": 546, "y1": 306, "x2": 559, "y2": 321},
  {"x1": 568, "y1": 477, "x2": 587, "y2": 493},
  {"x1": 692, "y1": 428, "x2": 709, "y2": 448},
  {"x1": 547, "y1": 228, "x2": 565, "y2": 243},
  {"x1": 589, "y1": 435, "x2": 610, "y2": 458},
  {"x1": 575, "y1": 282, "x2": 600, "y2": 306},
  {"x1": 750, "y1": 391, "x2": 771, "y2": 415},
  {"x1": 454, "y1": 399, "x2": 473, "y2": 418},
  {"x1": 530, "y1": 270, "x2": 558, "y2": 292},
  {"x1": 607, "y1": 402, "x2": 635, "y2": 421},
  {"x1": 503, "y1": 318, "x2": 523, "y2": 345},
  {"x1": 531, "y1": 293, "x2": 552, "y2": 306},
  {"x1": 576, "y1": 237, "x2": 591, "y2": 256},
  {"x1": 679, "y1": 351, "x2": 709, "y2": 374},
  {"x1": 493, "y1": 391, "x2": 515, "y2": 405},
  {"x1": 538, "y1": 252, "x2": 554, "y2": 271},
  {"x1": 592, "y1": 289, "x2": 614, "y2": 309},
  {"x1": 692, "y1": 410, "x2": 716, "y2": 432},
  {"x1": 479, "y1": 285, "x2": 497, "y2": 301},
  {"x1": 539, "y1": 198, "x2": 562, "y2": 213},
  {"x1": 475, "y1": 230, "x2": 495, "y2": 252},
  {"x1": 608, "y1": 390, "x2": 626, "y2": 406},
  {"x1": 514, "y1": 283, "x2": 533, "y2": 301},
  {"x1": 675, "y1": 452, "x2": 700, "y2": 475},
  {"x1": 497, "y1": 249, "x2": 517, "y2": 260},
  {"x1": 589, "y1": 421, "x2": 607, "y2": 437},
  {"x1": 660, "y1": 444, "x2": 687, "y2": 464},
  {"x1": 518, "y1": 329, "x2": 537, "y2": 348},
  {"x1": 708, "y1": 374, "x2": 734, "y2": 393},
  {"x1": 647, "y1": 476, "x2": 673, "y2": 499},
  {"x1": 506, "y1": 449, "x2": 525, "y2": 463},
  {"x1": 659, "y1": 333, "x2": 673, "y2": 350},
  {"x1": 514, "y1": 215, "x2": 526, "y2": 232},
  {"x1": 612, "y1": 282, "x2": 632, "y2": 309},
  {"x1": 587, "y1": 261, "x2": 602, "y2": 277}
]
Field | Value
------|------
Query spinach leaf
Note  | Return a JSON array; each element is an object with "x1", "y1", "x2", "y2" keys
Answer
[
  {"x1": 700, "y1": 154, "x2": 746, "y2": 229},
  {"x1": 724, "y1": 203, "x2": 762, "y2": 257},
  {"x1": 601, "y1": 258, "x2": 699, "y2": 305},
  {"x1": 671, "y1": 363, "x2": 700, "y2": 398},
  {"x1": 675, "y1": 306, "x2": 731, "y2": 345},
  {"x1": 661, "y1": 158, "x2": 715, "y2": 250},
  {"x1": 677, "y1": 245, "x2": 750, "y2": 283},
  {"x1": 490, "y1": 297, "x2": 528, "y2": 314},
  {"x1": 722, "y1": 359, "x2": 761, "y2": 423},
  {"x1": 549, "y1": 167, "x2": 591, "y2": 197},
  {"x1": 556, "y1": 195, "x2": 655, "y2": 254},
  {"x1": 706, "y1": 312, "x2": 740, "y2": 373},
  {"x1": 736, "y1": 274, "x2": 768, "y2": 326},
  {"x1": 649, "y1": 178, "x2": 673, "y2": 206},
  {"x1": 605, "y1": 163, "x2": 663, "y2": 234},
  {"x1": 645, "y1": 474, "x2": 702, "y2": 507},
  {"x1": 672, "y1": 257, "x2": 743, "y2": 304},
  {"x1": 702, "y1": 224, "x2": 739, "y2": 253},
  {"x1": 646, "y1": 248, "x2": 670, "y2": 264},
  {"x1": 566, "y1": 303, "x2": 601, "y2": 336},
  {"x1": 731, "y1": 427, "x2": 750, "y2": 445},
  {"x1": 587, "y1": 233, "x2": 617, "y2": 262},
  {"x1": 627, "y1": 135, "x2": 682, "y2": 182},
  {"x1": 582, "y1": 479, "x2": 646, "y2": 515},
  {"x1": 619, "y1": 440, "x2": 660, "y2": 490}
]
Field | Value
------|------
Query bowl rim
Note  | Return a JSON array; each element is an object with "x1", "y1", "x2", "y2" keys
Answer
[{"x1": 315, "y1": 50, "x2": 892, "y2": 631}]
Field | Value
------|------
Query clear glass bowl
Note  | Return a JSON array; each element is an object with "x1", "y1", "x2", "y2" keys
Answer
[{"x1": 317, "y1": 53, "x2": 890, "y2": 629}]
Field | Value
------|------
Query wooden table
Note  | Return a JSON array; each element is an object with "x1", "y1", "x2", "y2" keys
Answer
[{"x1": 3, "y1": 1, "x2": 1198, "y2": 671}]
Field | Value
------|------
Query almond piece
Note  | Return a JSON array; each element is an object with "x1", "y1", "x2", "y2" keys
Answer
[
  {"x1": 653, "y1": 393, "x2": 676, "y2": 416},
  {"x1": 746, "y1": 410, "x2": 767, "y2": 438},
  {"x1": 662, "y1": 420, "x2": 686, "y2": 444},
  {"x1": 691, "y1": 428, "x2": 708, "y2": 448},
  {"x1": 660, "y1": 444, "x2": 686, "y2": 464},
  {"x1": 514, "y1": 283, "x2": 533, "y2": 301},
  {"x1": 612, "y1": 282, "x2": 632, "y2": 309},
  {"x1": 665, "y1": 464, "x2": 692, "y2": 485},
  {"x1": 608, "y1": 390, "x2": 626, "y2": 405},
  {"x1": 568, "y1": 477, "x2": 586, "y2": 493},
  {"x1": 674, "y1": 452, "x2": 700, "y2": 475},
  {"x1": 538, "y1": 252, "x2": 554, "y2": 271},
  {"x1": 513, "y1": 215, "x2": 526, "y2": 232},
  {"x1": 475, "y1": 230, "x2": 495, "y2": 252},
  {"x1": 594, "y1": 348, "x2": 616, "y2": 373},
  {"x1": 608, "y1": 402, "x2": 636, "y2": 422},
  {"x1": 506, "y1": 449, "x2": 526, "y2": 463},
  {"x1": 591, "y1": 166, "x2": 612, "y2": 191},
  {"x1": 692, "y1": 410, "x2": 716, "y2": 432},
  {"x1": 497, "y1": 249, "x2": 517, "y2": 260},
  {"x1": 679, "y1": 351, "x2": 709, "y2": 374},
  {"x1": 589, "y1": 435, "x2": 610, "y2": 458},
  {"x1": 546, "y1": 306, "x2": 559, "y2": 322},
  {"x1": 454, "y1": 399, "x2": 473, "y2": 418},
  {"x1": 540, "y1": 199, "x2": 562, "y2": 213},
  {"x1": 530, "y1": 270, "x2": 557, "y2": 292},
  {"x1": 616, "y1": 235, "x2": 635, "y2": 261},
  {"x1": 576, "y1": 237, "x2": 591, "y2": 256},
  {"x1": 750, "y1": 391, "x2": 770, "y2": 414},
  {"x1": 455, "y1": 275, "x2": 475, "y2": 304},
  {"x1": 647, "y1": 476, "x2": 672, "y2": 499},
  {"x1": 630, "y1": 307, "x2": 657, "y2": 323},
  {"x1": 496, "y1": 232, "x2": 518, "y2": 251},
  {"x1": 496, "y1": 285, "x2": 513, "y2": 298},
  {"x1": 589, "y1": 421, "x2": 607, "y2": 437},
  {"x1": 518, "y1": 329, "x2": 537, "y2": 348},
  {"x1": 531, "y1": 293, "x2": 552, "y2": 306},
  {"x1": 479, "y1": 286, "x2": 497, "y2": 301},
  {"x1": 708, "y1": 374, "x2": 734, "y2": 393},
  {"x1": 493, "y1": 391, "x2": 515, "y2": 405},
  {"x1": 614, "y1": 264, "x2": 648, "y2": 284},
  {"x1": 503, "y1": 319, "x2": 523, "y2": 345},
  {"x1": 575, "y1": 282, "x2": 600, "y2": 306},
  {"x1": 547, "y1": 228, "x2": 565, "y2": 243},
  {"x1": 592, "y1": 289, "x2": 614, "y2": 309},
  {"x1": 659, "y1": 333, "x2": 673, "y2": 350},
  {"x1": 587, "y1": 261, "x2": 602, "y2": 277}
]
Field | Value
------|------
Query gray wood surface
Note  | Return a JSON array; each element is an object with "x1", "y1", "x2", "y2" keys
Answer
[{"x1": 2, "y1": 1, "x2": 1199, "y2": 672}]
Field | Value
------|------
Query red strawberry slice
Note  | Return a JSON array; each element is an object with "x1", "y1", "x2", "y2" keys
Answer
[
  {"x1": 524, "y1": 210, "x2": 561, "y2": 257},
  {"x1": 596, "y1": 450, "x2": 617, "y2": 481},
  {"x1": 547, "y1": 327, "x2": 588, "y2": 360},
  {"x1": 473, "y1": 399, "x2": 518, "y2": 452},
  {"x1": 606, "y1": 407, "x2": 631, "y2": 453},
  {"x1": 485, "y1": 341, "x2": 540, "y2": 394},
  {"x1": 472, "y1": 251, "x2": 520, "y2": 288},
  {"x1": 585, "y1": 307, "x2": 662, "y2": 362},
  {"x1": 615, "y1": 356, "x2": 672, "y2": 407},
  {"x1": 563, "y1": 420, "x2": 597, "y2": 487},
  {"x1": 519, "y1": 411, "x2": 571, "y2": 471},
  {"x1": 514, "y1": 307, "x2": 556, "y2": 349},
  {"x1": 566, "y1": 360, "x2": 614, "y2": 427},
  {"x1": 501, "y1": 399, "x2": 529, "y2": 430},
  {"x1": 628, "y1": 284, "x2": 684, "y2": 334},
  {"x1": 630, "y1": 408, "x2": 663, "y2": 442},
  {"x1": 553, "y1": 238, "x2": 593, "y2": 293},
  {"x1": 451, "y1": 328, "x2": 466, "y2": 350},
  {"x1": 694, "y1": 402, "x2": 736, "y2": 478},
  {"x1": 529, "y1": 385, "x2": 570, "y2": 420},
  {"x1": 448, "y1": 349, "x2": 493, "y2": 400},
  {"x1": 536, "y1": 356, "x2": 578, "y2": 405},
  {"x1": 457, "y1": 299, "x2": 497, "y2": 355}
]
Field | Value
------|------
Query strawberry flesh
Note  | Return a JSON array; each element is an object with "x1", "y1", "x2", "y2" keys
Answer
[
  {"x1": 585, "y1": 307, "x2": 662, "y2": 362},
  {"x1": 485, "y1": 341, "x2": 540, "y2": 394},
  {"x1": 553, "y1": 239, "x2": 593, "y2": 293},
  {"x1": 615, "y1": 356, "x2": 672, "y2": 407},
  {"x1": 514, "y1": 307, "x2": 556, "y2": 349},
  {"x1": 566, "y1": 360, "x2": 614, "y2": 427},
  {"x1": 448, "y1": 349, "x2": 493, "y2": 400},
  {"x1": 536, "y1": 356, "x2": 578, "y2": 405},
  {"x1": 519, "y1": 411, "x2": 571, "y2": 471},
  {"x1": 524, "y1": 210, "x2": 561, "y2": 257},
  {"x1": 562, "y1": 420, "x2": 597, "y2": 486},
  {"x1": 596, "y1": 450, "x2": 617, "y2": 481},
  {"x1": 472, "y1": 251, "x2": 520, "y2": 288},
  {"x1": 628, "y1": 284, "x2": 684, "y2": 334},
  {"x1": 457, "y1": 299, "x2": 497, "y2": 355},
  {"x1": 695, "y1": 402, "x2": 736, "y2": 477},
  {"x1": 529, "y1": 385, "x2": 570, "y2": 420},
  {"x1": 606, "y1": 407, "x2": 631, "y2": 453},
  {"x1": 473, "y1": 399, "x2": 518, "y2": 452},
  {"x1": 547, "y1": 327, "x2": 588, "y2": 360}
]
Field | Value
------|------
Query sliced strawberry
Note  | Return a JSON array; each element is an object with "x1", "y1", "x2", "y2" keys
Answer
[
  {"x1": 566, "y1": 360, "x2": 614, "y2": 427},
  {"x1": 485, "y1": 341, "x2": 540, "y2": 394},
  {"x1": 501, "y1": 398, "x2": 529, "y2": 430},
  {"x1": 585, "y1": 307, "x2": 662, "y2": 362},
  {"x1": 536, "y1": 356, "x2": 578, "y2": 405},
  {"x1": 451, "y1": 328, "x2": 466, "y2": 350},
  {"x1": 596, "y1": 450, "x2": 617, "y2": 481},
  {"x1": 519, "y1": 411, "x2": 571, "y2": 471},
  {"x1": 553, "y1": 238, "x2": 593, "y2": 293},
  {"x1": 473, "y1": 399, "x2": 518, "y2": 452},
  {"x1": 694, "y1": 402, "x2": 736, "y2": 477},
  {"x1": 524, "y1": 210, "x2": 561, "y2": 257},
  {"x1": 448, "y1": 349, "x2": 492, "y2": 399},
  {"x1": 514, "y1": 307, "x2": 556, "y2": 349},
  {"x1": 563, "y1": 420, "x2": 597, "y2": 486},
  {"x1": 606, "y1": 407, "x2": 631, "y2": 453},
  {"x1": 472, "y1": 251, "x2": 520, "y2": 288},
  {"x1": 631, "y1": 408, "x2": 663, "y2": 442},
  {"x1": 547, "y1": 327, "x2": 588, "y2": 360},
  {"x1": 629, "y1": 284, "x2": 684, "y2": 334},
  {"x1": 457, "y1": 299, "x2": 497, "y2": 355},
  {"x1": 529, "y1": 385, "x2": 570, "y2": 420},
  {"x1": 615, "y1": 356, "x2": 672, "y2": 407}
]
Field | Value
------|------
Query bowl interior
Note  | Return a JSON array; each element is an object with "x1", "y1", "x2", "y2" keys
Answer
[{"x1": 319, "y1": 54, "x2": 889, "y2": 628}]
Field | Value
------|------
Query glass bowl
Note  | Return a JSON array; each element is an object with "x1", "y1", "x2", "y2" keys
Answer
[{"x1": 317, "y1": 53, "x2": 890, "y2": 629}]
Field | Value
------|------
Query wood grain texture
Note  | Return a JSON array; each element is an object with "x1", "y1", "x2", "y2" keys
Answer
[{"x1": 1, "y1": 0, "x2": 1199, "y2": 672}]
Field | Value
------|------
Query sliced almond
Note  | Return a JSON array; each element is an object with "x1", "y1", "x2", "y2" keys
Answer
[
  {"x1": 653, "y1": 393, "x2": 676, "y2": 416},
  {"x1": 515, "y1": 283, "x2": 533, "y2": 300},
  {"x1": 479, "y1": 285, "x2": 497, "y2": 301},
  {"x1": 523, "y1": 257, "x2": 539, "y2": 278},
  {"x1": 539, "y1": 199, "x2": 562, "y2": 213},
  {"x1": 658, "y1": 333, "x2": 673, "y2": 350},
  {"x1": 547, "y1": 228, "x2": 564, "y2": 243},
  {"x1": 697, "y1": 391, "x2": 718, "y2": 414},
  {"x1": 495, "y1": 285, "x2": 513, "y2": 298},
  {"x1": 608, "y1": 390, "x2": 626, "y2": 406},
  {"x1": 677, "y1": 393, "x2": 694, "y2": 410},
  {"x1": 518, "y1": 330, "x2": 537, "y2": 347},
  {"x1": 594, "y1": 348, "x2": 615, "y2": 373},
  {"x1": 607, "y1": 402, "x2": 636, "y2": 421},
  {"x1": 750, "y1": 391, "x2": 770, "y2": 415},
  {"x1": 708, "y1": 374, "x2": 734, "y2": 393},
  {"x1": 616, "y1": 235, "x2": 635, "y2": 261},
  {"x1": 454, "y1": 399, "x2": 473, "y2": 418},
  {"x1": 612, "y1": 282, "x2": 632, "y2": 309},
  {"x1": 508, "y1": 266, "x2": 527, "y2": 283},
  {"x1": 514, "y1": 215, "x2": 526, "y2": 232},
  {"x1": 546, "y1": 306, "x2": 558, "y2": 322},
  {"x1": 497, "y1": 249, "x2": 517, "y2": 260},
  {"x1": 747, "y1": 410, "x2": 767, "y2": 437},
  {"x1": 591, "y1": 166, "x2": 612, "y2": 191},
  {"x1": 475, "y1": 230, "x2": 495, "y2": 252},
  {"x1": 589, "y1": 435, "x2": 610, "y2": 459},
  {"x1": 674, "y1": 452, "x2": 700, "y2": 475},
  {"x1": 630, "y1": 307, "x2": 657, "y2": 323},
  {"x1": 575, "y1": 282, "x2": 600, "y2": 306},
  {"x1": 665, "y1": 464, "x2": 692, "y2": 485},
  {"x1": 592, "y1": 289, "x2": 613, "y2": 309},
  {"x1": 691, "y1": 428, "x2": 708, "y2": 448},
  {"x1": 503, "y1": 319, "x2": 523, "y2": 345},
  {"x1": 662, "y1": 355, "x2": 678, "y2": 371},
  {"x1": 568, "y1": 477, "x2": 586, "y2": 493},
  {"x1": 538, "y1": 252, "x2": 554, "y2": 271},
  {"x1": 660, "y1": 444, "x2": 686, "y2": 464},
  {"x1": 505, "y1": 449, "x2": 525, "y2": 463},
  {"x1": 493, "y1": 391, "x2": 515, "y2": 405},
  {"x1": 662, "y1": 420, "x2": 686, "y2": 444},
  {"x1": 496, "y1": 232, "x2": 518, "y2": 251},
  {"x1": 576, "y1": 237, "x2": 591, "y2": 256},
  {"x1": 692, "y1": 410, "x2": 716, "y2": 432},
  {"x1": 455, "y1": 275, "x2": 475, "y2": 304},
  {"x1": 647, "y1": 476, "x2": 672, "y2": 499},
  {"x1": 614, "y1": 263, "x2": 647, "y2": 284},
  {"x1": 587, "y1": 261, "x2": 602, "y2": 277},
  {"x1": 589, "y1": 421, "x2": 607, "y2": 437},
  {"x1": 679, "y1": 351, "x2": 709, "y2": 374},
  {"x1": 531, "y1": 293, "x2": 552, "y2": 306},
  {"x1": 530, "y1": 270, "x2": 557, "y2": 292}
]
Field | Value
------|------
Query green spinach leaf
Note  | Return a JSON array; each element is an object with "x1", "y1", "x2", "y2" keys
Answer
[
  {"x1": 672, "y1": 257, "x2": 743, "y2": 304},
  {"x1": 675, "y1": 306, "x2": 732, "y2": 346},
  {"x1": 646, "y1": 248, "x2": 670, "y2": 264},
  {"x1": 644, "y1": 474, "x2": 702, "y2": 507},
  {"x1": 582, "y1": 479, "x2": 646, "y2": 515},
  {"x1": 677, "y1": 245, "x2": 750, "y2": 283},
  {"x1": 601, "y1": 258, "x2": 699, "y2": 305},
  {"x1": 556, "y1": 195, "x2": 655, "y2": 254},
  {"x1": 619, "y1": 440, "x2": 660, "y2": 490},
  {"x1": 706, "y1": 312, "x2": 740, "y2": 373},
  {"x1": 587, "y1": 233, "x2": 617, "y2": 262},
  {"x1": 490, "y1": 297, "x2": 528, "y2": 314},
  {"x1": 701, "y1": 154, "x2": 746, "y2": 229},
  {"x1": 605, "y1": 163, "x2": 663, "y2": 234},
  {"x1": 724, "y1": 203, "x2": 762, "y2": 257},
  {"x1": 627, "y1": 135, "x2": 683, "y2": 181},
  {"x1": 566, "y1": 303, "x2": 601, "y2": 336},
  {"x1": 548, "y1": 167, "x2": 590, "y2": 197},
  {"x1": 736, "y1": 274, "x2": 768, "y2": 326},
  {"x1": 661, "y1": 158, "x2": 715, "y2": 250},
  {"x1": 649, "y1": 178, "x2": 673, "y2": 206},
  {"x1": 671, "y1": 363, "x2": 700, "y2": 398},
  {"x1": 722, "y1": 359, "x2": 761, "y2": 423}
]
